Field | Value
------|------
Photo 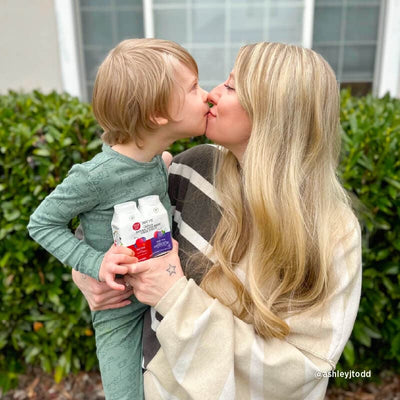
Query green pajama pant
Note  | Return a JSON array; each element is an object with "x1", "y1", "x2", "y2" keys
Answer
[{"x1": 92, "y1": 299, "x2": 149, "y2": 400}]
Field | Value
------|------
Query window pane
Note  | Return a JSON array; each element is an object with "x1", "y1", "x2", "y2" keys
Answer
[
  {"x1": 342, "y1": 45, "x2": 376, "y2": 80},
  {"x1": 230, "y1": 6, "x2": 264, "y2": 43},
  {"x1": 345, "y1": 5, "x2": 380, "y2": 41},
  {"x1": 348, "y1": 0, "x2": 379, "y2": 3},
  {"x1": 315, "y1": 0, "x2": 342, "y2": 4},
  {"x1": 313, "y1": 45, "x2": 340, "y2": 72},
  {"x1": 80, "y1": 0, "x2": 111, "y2": 7},
  {"x1": 154, "y1": 9, "x2": 187, "y2": 42},
  {"x1": 79, "y1": 0, "x2": 144, "y2": 100},
  {"x1": 81, "y1": 11, "x2": 113, "y2": 47},
  {"x1": 267, "y1": 6, "x2": 304, "y2": 44},
  {"x1": 153, "y1": 0, "x2": 186, "y2": 4},
  {"x1": 118, "y1": 0, "x2": 142, "y2": 5},
  {"x1": 117, "y1": 10, "x2": 144, "y2": 41},
  {"x1": 190, "y1": 47, "x2": 226, "y2": 85},
  {"x1": 228, "y1": 44, "x2": 243, "y2": 71},
  {"x1": 84, "y1": 49, "x2": 108, "y2": 82},
  {"x1": 312, "y1": 1, "x2": 381, "y2": 89},
  {"x1": 313, "y1": 6, "x2": 342, "y2": 43},
  {"x1": 192, "y1": 8, "x2": 225, "y2": 43}
]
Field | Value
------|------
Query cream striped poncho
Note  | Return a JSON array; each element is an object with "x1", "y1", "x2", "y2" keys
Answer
[{"x1": 142, "y1": 144, "x2": 362, "y2": 400}]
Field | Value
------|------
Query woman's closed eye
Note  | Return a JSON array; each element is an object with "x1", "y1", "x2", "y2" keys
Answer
[{"x1": 224, "y1": 83, "x2": 235, "y2": 91}]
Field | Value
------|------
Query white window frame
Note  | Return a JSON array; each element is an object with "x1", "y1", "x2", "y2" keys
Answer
[
  {"x1": 54, "y1": 0, "x2": 86, "y2": 100},
  {"x1": 374, "y1": 0, "x2": 400, "y2": 98},
  {"x1": 302, "y1": 0, "x2": 315, "y2": 48},
  {"x1": 143, "y1": 0, "x2": 155, "y2": 38}
]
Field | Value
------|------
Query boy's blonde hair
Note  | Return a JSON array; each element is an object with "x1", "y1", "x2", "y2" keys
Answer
[{"x1": 92, "y1": 38, "x2": 198, "y2": 146}]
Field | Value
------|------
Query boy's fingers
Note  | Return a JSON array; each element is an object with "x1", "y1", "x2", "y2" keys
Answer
[
  {"x1": 122, "y1": 263, "x2": 138, "y2": 274},
  {"x1": 114, "y1": 254, "x2": 137, "y2": 265},
  {"x1": 109, "y1": 245, "x2": 135, "y2": 256},
  {"x1": 112, "y1": 265, "x2": 129, "y2": 275},
  {"x1": 106, "y1": 275, "x2": 126, "y2": 291}
]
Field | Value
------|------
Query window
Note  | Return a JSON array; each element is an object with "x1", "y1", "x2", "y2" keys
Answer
[
  {"x1": 76, "y1": 0, "x2": 383, "y2": 99},
  {"x1": 152, "y1": 0, "x2": 306, "y2": 91},
  {"x1": 312, "y1": 0, "x2": 381, "y2": 95},
  {"x1": 78, "y1": 0, "x2": 144, "y2": 99}
]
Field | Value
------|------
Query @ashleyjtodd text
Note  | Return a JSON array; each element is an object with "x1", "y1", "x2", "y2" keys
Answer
[{"x1": 314, "y1": 370, "x2": 372, "y2": 379}]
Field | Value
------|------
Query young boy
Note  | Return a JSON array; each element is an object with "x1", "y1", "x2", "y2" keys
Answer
[{"x1": 28, "y1": 38, "x2": 209, "y2": 400}]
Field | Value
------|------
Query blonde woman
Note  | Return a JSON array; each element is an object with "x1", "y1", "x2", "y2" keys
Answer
[{"x1": 73, "y1": 42, "x2": 362, "y2": 399}]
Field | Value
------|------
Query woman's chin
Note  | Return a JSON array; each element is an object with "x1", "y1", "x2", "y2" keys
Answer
[{"x1": 205, "y1": 130, "x2": 216, "y2": 142}]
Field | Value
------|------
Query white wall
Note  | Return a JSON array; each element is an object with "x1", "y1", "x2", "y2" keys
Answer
[{"x1": 0, "y1": 0, "x2": 63, "y2": 94}]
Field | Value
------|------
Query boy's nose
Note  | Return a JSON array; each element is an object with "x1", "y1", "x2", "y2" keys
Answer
[{"x1": 201, "y1": 87, "x2": 208, "y2": 102}]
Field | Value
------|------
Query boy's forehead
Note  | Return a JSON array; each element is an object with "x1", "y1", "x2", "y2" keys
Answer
[{"x1": 173, "y1": 61, "x2": 198, "y2": 84}]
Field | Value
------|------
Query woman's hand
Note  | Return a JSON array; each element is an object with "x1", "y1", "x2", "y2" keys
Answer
[
  {"x1": 72, "y1": 245, "x2": 136, "y2": 311},
  {"x1": 162, "y1": 151, "x2": 173, "y2": 168},
  {"x1": 124, "y1": 240, "x2": 184, "y2": 307}
]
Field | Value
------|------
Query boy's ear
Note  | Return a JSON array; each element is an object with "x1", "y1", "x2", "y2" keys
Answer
[{"x1": 151, "y1": 115, "x2": 169, "y2": 126}]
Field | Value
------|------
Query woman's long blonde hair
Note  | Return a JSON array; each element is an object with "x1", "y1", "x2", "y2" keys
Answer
[{"x1": 200, "y1": 42, "x2": 352, "y2": 339}]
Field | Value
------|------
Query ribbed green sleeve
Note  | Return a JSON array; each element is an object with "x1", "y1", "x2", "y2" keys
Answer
[{"x1": 28, "y1": 164, "x2": 104, "y2": 279}]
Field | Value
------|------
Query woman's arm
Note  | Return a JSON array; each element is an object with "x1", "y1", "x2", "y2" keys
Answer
[
  {"x1": 126, "y1": 260, "x2": 330, "y2": 399},
  {"x1": 125, "y1": 223, "x2": 362, "y2": 400}
]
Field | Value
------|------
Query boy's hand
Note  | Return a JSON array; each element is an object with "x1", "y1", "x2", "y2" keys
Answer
[{"x1": 99, "y1": 244, "x2": 137, "y2": 291}]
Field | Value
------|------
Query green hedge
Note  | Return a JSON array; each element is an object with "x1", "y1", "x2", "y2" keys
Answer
[
  {"x1": 0, "y1": 90, "x2": 399, "y2": 392},
  {"x1": 336, "y1": 90, "x2": 400, "y2": 383},
  {"x1": 0, "y1": 91, "x2": 102, "y2": 392}
]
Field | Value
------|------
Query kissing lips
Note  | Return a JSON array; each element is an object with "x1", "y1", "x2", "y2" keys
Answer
[{"x1": 207, "y1": 110, "x2": 216, "y2": 118}]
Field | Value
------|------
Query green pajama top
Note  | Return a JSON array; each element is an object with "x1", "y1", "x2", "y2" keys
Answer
[{"x1": 28, "y1": 143, "x2": 171, "y2": 400}]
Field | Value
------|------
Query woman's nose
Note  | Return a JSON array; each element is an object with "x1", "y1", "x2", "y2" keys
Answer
[{"x1": 207, "y1": 84, "x2": 222, "y2": 105}]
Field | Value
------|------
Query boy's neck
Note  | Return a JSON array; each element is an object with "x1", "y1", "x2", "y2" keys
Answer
[{"x1": 111, "y1": 133, "x2": 173, "y2": 163}]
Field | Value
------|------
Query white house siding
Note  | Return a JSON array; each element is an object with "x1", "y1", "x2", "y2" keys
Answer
[{"x1": 0, "y1": 0, "x2": 63, "y2": 94}]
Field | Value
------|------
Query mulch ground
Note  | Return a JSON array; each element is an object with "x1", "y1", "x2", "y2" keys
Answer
[{"x1": 1, "y1": 369, "x2": 399, "y2": 400}]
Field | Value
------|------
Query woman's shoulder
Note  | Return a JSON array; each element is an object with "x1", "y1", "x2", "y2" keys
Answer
[
  {"x1": 173, "y1": 144, "x2": 218, "y2": 166},
  {"x1": 170, "y1": 144, "x2": 219, "y2": 182},
  {"x1": 333, "y1": 206, "x2": 361, "y2": 249}
]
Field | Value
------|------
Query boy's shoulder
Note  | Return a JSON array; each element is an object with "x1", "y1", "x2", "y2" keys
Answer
[
  {"x1": 65, "y1": 145, "x2": 113, "y2": 184},
  {"x1": 73, "y1": 144, "x2": 113, "y2": 172}
]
